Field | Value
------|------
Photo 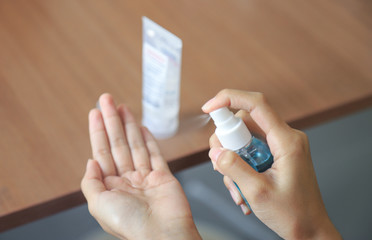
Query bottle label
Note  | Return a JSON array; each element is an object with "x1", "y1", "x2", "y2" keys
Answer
[{"x1": 142, "y1": 43, "x2": 169, "y2": 109}]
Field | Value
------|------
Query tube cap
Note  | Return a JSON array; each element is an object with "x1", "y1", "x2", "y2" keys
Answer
[{"x1": 209, "y1": 107, "x2": 252, "y2": 151}]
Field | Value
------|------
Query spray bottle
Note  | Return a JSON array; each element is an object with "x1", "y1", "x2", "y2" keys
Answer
[{"x1": 210, "y1": 107, "x2": 273, "y2": 208}]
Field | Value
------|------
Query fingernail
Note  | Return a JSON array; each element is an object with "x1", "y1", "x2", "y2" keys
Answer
[
  {"x1": 229, "y1": 189, "x2": 240, "y2": 205},
  {"x1": 209, "y1": 147, "x2": 224, "y2": 164},
  {"x1": 96, "y1": 100, "x2": 101, "y2": 111},
  {"x1": 86, "y1": 159, "x2": 93, "y2": 169},
  {"x1": 240, "y1": 204, "x2": 249, "y2": 215},
  {"x1": 201, "y1": 97, "x2": 215, "y2": 112}
]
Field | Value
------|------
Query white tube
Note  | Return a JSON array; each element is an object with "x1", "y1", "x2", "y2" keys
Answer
[{"x1": 142, "y1": 17, "x2": 182, "y2": 139}]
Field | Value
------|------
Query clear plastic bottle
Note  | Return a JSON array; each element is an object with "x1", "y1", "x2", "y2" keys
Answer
[
  {"x1": 236, "y1": 137, "x2": 273, "y2": 173},
  {"x1": 210, "y1": 107, "x2": 273, "y2": 208}
]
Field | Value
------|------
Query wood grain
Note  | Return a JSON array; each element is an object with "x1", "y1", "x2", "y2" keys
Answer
[{"x1": 0, "y1": 0, "x2": 371, "y2": 231}]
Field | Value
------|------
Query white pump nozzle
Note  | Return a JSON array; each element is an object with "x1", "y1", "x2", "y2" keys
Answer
[{"x1": 209, "y1": 107, "x2": 252, "y2": 151}]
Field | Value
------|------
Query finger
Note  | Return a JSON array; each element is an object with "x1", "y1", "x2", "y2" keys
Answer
[
  {"x1": 103, "y1": 176, "x2": 127, "y2": 191},
  {"x1": 81, "y1": 160, "x2": 106, "y2": 205},
  {"x1": 224, "y1": 176, "x2": 252, "y2": 215},
  {"x1": 89, "y1": 109, "x2": 117, "y2": 177},
  {"x1": 209, "y1": 147, "x2": 264, "y2": 190},
  {"x1": 202, "y1": 89, "x2": 290, "y2": 138},
  {"x1": 141, "y1": 127, "x2": 170, "y2": 172},
  {"x1": 122, "y1": 106, "x2": 151, "y2": 171},
  {"x1": 235, "y1": 110, "x2": 265, "y2": 139},
  {"x1": 208, "y1": 146, "x2": 222, "y2": 171},
  {"x1": 240, "y1": 203, "x2": 252, "y2": 215},
  {"x1": 99, "y1": 94, "x2": 134, "y2": 175},
  {"x1": 209, "y1": 133, "x2": 222, "y2": 148},
  {"x1": 223, "y1": 176, "x2": 244, "y2": 205}
]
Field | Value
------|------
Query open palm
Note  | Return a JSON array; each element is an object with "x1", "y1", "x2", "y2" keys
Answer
[{"x1": 81, "y1": 94, "x2": 200, "y2": 240}]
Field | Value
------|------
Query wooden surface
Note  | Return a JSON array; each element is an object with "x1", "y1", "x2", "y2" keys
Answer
[{"x1": 1, "y1": 0, "x2": 372, "y2": 231}]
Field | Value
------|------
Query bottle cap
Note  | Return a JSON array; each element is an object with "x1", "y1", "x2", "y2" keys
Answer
[{"x1": 209, "y1": 107, "x2": 252, "y2": 151}]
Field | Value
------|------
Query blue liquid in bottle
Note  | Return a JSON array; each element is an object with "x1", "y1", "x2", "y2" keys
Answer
[
  {"x1": 234, "y1": 136, "x2": 273, "y2": 209},
  {"x1": 236, "y1": 136, "x2": 273, "y2": 173}
]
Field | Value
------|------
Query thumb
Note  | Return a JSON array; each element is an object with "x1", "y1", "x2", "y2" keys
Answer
[{"x1": 209, "y1": 147, "x2": 263, "y2": 189}]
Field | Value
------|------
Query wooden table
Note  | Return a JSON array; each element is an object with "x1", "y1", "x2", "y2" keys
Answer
[{"x1": 1, "y1": 0, "x2": 371, "y2": 231}]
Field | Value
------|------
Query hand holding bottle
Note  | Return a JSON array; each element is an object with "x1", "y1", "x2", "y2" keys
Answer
[{"x1": 202, "y1": 89, "x2": 342, "y2": 240}]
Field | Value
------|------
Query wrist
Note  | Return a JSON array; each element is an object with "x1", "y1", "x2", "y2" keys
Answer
[
  {"x1": 288, "y1": 214, "x2": 342, "y2": 240},
  {"x1": 311, "y1": 218, "x2": 342, "y2": 240},
  {"x1": 126, "y1": 217, "x2": 201, "y2": 240},
  {"x1": 156, "y1": 218, "x2": 202, "y2": 240}
]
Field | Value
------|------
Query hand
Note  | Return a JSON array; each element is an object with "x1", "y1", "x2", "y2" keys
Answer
[
  {"x1": 81, "y1": 94, "x2": 201, "y2": 240},
  {"x1": 202, "y1": 89, "x2": 341, "y2": 240}
]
